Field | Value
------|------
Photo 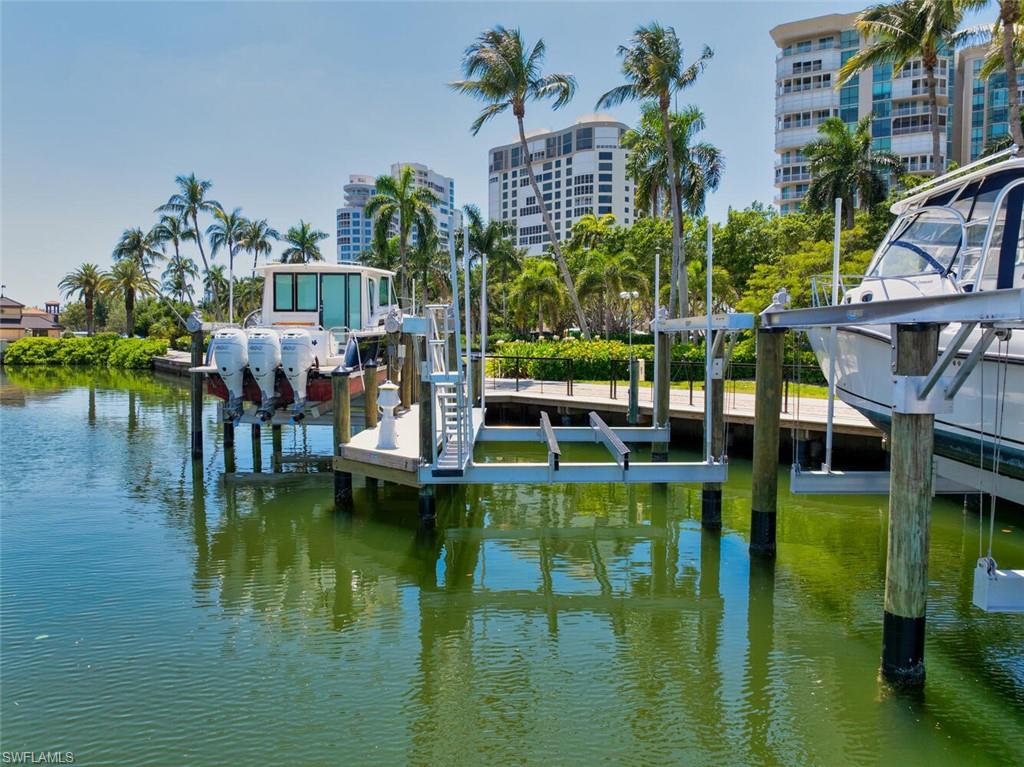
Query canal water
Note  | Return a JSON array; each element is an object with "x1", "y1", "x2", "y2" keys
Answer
[{"x1": 1, "y1": 368, "x2": 1021, "y2": 765}]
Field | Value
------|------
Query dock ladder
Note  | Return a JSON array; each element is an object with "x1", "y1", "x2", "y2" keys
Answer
[{"x1": 425, "y1": 304, "x2": 470, "y2": 476}]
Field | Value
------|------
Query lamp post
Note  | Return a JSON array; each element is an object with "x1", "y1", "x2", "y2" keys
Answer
[{"x1": 619, "y1": 290, "x2": 640, "y2": 351}]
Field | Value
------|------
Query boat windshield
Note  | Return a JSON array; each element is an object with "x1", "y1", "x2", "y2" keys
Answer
[{"x1": 868, "y1": 208, "x2": 962, "y2": 278}]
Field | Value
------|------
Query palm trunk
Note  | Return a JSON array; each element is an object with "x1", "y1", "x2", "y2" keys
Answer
[
  {"x1": 86, "y1": 296, "x2": 94, "y2": 336},
  {"x1": 1002, "y1": 7, "x2": 1024, "y2": 148},
  {"x1": 126, "y1": 290, "x2": 135, "y2": 337},
  {"x1": 516, "y1": 114, "x2": 591, "y2": 339},
  {"x1": 228, "y1": 243, "x2": 234, "y2": 324},
  {"x1": 192, "y1": 212, "x2": 210, "y2": 276},
  {"x1": 926, "y1": 60, "x2": 942, "y2": 176},
  {"x1": 660, "y1": 99, "x2": 685, "y2": 318}
]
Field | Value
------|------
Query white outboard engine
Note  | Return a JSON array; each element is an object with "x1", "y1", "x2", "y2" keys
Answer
[
  {"x1": 209, "y1": 328, "x2": 248, "y2": 422},
  {"x1": 247, "y1": 329, "x2": 282, "y2": 422},
  {"x1": 280, "y1": 328, "x2": 317, "y2": 421}
]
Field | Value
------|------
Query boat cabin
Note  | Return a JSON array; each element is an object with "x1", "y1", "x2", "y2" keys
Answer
[
  {"x1": 861, "y1": 157, "x2": 1024, "y2": 297},
  {"x1": 255, "y1": 263, "x2": 397, "y2": 332}
]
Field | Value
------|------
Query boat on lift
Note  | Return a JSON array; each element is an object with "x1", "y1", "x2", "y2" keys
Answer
[
  {"x1": 806, "y1": 149, "x2": 1024, "y2": 503},
  {"x1": 202, "y1": 262, "x2": 400, "y2": 422}
]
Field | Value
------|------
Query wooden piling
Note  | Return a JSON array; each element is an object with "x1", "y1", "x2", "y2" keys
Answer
[
  {"x1": 251, "y1": 424, "x2": 262, "y2": 473},
  {"x1": 701, "y1": 342, "x2": 725, "y2": 531},
  {"x1": 417, "y1": 336, "x2": 436, "y2": 526},
  {"x1": 627, "y1": 356, "x2": 639, "y2": 426},
  {"x1": 881, "y1": 323, "x2": 938, "y2": 687},
  {"x1": 190, "y1": 330, "x2": 204, "y2": 459},
  {"x1": 400, "y1": 333, "x2": 413, "y2": 410},
  {"x1": 749, "y1": 328, "x2": 785, "y2": 557},
  {"x1": 271, "y1": 424, "x2": 282, "y2": 472},
  {"x1": 651, "y1": 331, "x2": 671, "y2": 462},
  {"x1": 332, "y1": 367, "x2": 353, "y2": 510},
  {"x1": 364, "y1": 361, "x2": 379, "y2": 428}
]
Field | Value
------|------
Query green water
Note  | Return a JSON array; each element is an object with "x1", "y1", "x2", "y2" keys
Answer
[{"x1": 1, "y1": 368, "x2": 1022, "y2": 765}]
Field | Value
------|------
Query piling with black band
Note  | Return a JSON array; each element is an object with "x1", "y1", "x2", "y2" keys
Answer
[
  {"x1": 651, "y1": 331, "x2": 671, "y2": 462},
  {"x1": 701, "y1": 341, "x2": 725, "y2": 530},
  {"x1": 332, "y1": 367, "x2": 353, "y2": 510},
  {"x1": 750, "y1": 327, "x2": 785, "y2": 557},
  {"x1": 881, "y1": 323, "x2": 938, "y2": 686},
  {"x1": 364, "y1": 361, "x2": 379, "y2": 428},
  {"x1": 190, "y1": 330, "x2": 204, "y2": 459}
]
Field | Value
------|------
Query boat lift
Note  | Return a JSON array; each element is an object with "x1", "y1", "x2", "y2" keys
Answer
[{"x1": 398, "y1": 214, "x2": 754, "y2": 486}]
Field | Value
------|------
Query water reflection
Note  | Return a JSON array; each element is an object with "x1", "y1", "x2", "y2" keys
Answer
[{"x1": 2, "y1": 369, "x2": 1022, "y2": 765}]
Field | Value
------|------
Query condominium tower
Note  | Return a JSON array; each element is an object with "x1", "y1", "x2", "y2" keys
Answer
[
  {"x1": 954, "y1": 44, "x2": 1024, "y2": 163},
  {"x1": 771, "y1": 12, "x2": 954, "y2": 213},
  {"x1": 487, "y1": 114, "x2": 635, "y2": 256},
  {"x1": 336, "y1": 163, "x2": 460, "y2": 262}
]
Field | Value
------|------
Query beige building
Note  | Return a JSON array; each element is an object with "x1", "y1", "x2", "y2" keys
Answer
[
  {"x1": 771, "y1": 12, "x2": 954, "y2": 212},
  {"x1": 0, "y1": 296, "x2": 63, "y2": 343},
  {"x1": 954, "y1": 44, "x2": 1024, "y2": 164}
]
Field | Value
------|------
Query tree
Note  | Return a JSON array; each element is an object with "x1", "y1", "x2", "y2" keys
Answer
[
  {"x1": 575, "y1": 247, "x2": 647, "y2": 337},
  {"x1": 598, "y1": 23, "x2": 713, "y2": 317},
  {"x1": 280, "y1": 221, "x2": 329, "y2": 264},
  {"x1": 839, "y1": 0, "x2": 963, "y2": 176},
  {"x1": 112, "y1": 226, "x2": 164, "y2": 270},
  {"x1": 107, "y1": 258, "x2": 154, "y2": 336},
  {"x1": 162, "y1": 254, "x2": 200, "y2": 304},
  {"x1": 239, "y1": 218, "x2": 280, "y2": 274},
  {"x1": 207, "y1": 206, "x2": 249, "y2": 323},
  {"x1": 410, "y1": 213, "x2": 449, "y2": 307},
  {"x1": 58, "y1": 263, "x2": 108, "y2": 335},
  {"x1": 151, "y1": 213, "x2": 195, "y2": 266},
  {"x1": 958, "y1": 1, "x2": 1024, "y2": 148},
  {"x1": 508, "y1": 257, "x2": 567, "y2": 334},
  {"x1": 803, "y1": 116, "x2": 904, "y2": 227},
  {"x1": 364, "y1": 165, "x2": 438, "y2": 304},
  {"x1": 361, "y1": 232, "x2": 401, "y2": 272},
  {"x1": 451, "y1": 26, "x2": 591, "y2": 339},
  {"x1": 234, "y1": 275, "x2": 265, "y2": 320},
  {"x1": 204, "y1": 265, "x2": 228, "y2": 319},
  {"x1": 157, "y1": 173, "x2": 220, "y2": 276},
  {"x1": 464, "y1": 204, "x2": 522, "y2": 322}
]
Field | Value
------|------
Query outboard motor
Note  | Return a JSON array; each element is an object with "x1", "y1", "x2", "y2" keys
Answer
[
  {"x1": 247, "y1": 329, "x2": 282, "y2": 422},
  {"x1": 208, "y1": 327, "x2": 248, "y2": 423},
  {"x1": 280, "y1": 328, "x2": 317, "y2": 421}
]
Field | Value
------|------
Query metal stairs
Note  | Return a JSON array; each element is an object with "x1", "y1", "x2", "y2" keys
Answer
[{"x1": 425, "y1": 305, "x2": 469, "y2": 476}]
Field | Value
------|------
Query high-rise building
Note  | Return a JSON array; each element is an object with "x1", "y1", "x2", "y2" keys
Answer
[
  {"x1": 487, "y1": 114, "x2": 635, "y2": 256},
  {"x1": 771, "y1": 12, "x2": 954, "y2": 213},
  {"x1": 954, "y1": 44, "x2": 1024, "y2": 164},
  {"x1": 335, "y1": 163, "x2": 461, "y2": 263}
]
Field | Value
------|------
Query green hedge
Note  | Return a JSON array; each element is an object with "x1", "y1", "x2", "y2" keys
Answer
[
  {"x1": 486, "y1": 336, "x2": 825, "y2": 385},
  {"x1": 3, "y1": 334, "x2": 168, "y2": 369}
]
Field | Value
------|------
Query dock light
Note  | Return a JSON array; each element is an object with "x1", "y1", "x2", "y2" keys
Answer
[
  {"x1": 619, "y1": 290, "x2": 640, "y2": 351},
  {"x1": 376, "y1": 381, "x2": 401, "y2": 450}
]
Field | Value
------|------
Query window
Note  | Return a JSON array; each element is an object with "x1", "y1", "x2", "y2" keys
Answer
[
  {"x1": 599, "y1": 151, "x2": 613, "y2": 160},
  {"x1": 840, "y1": 30, "x2": 858, "y2": 48},
  {"x1": 576, "y1": 126, "x2": 593, "y2": 150},
  {"x1": 296, "y1": 274, "x2": 317, "y2": 311},
  {"x1": 274, "y1": 274, "x2": 294, "y2": 311},
  {"x1": 562, "y1": 132, "x2": 572, "y2": 154}
]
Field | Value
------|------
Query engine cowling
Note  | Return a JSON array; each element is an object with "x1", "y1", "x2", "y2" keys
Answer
[
  {"x1": 209, "y1": 327, "x2": 248, "y2": 422},
  {"x1": 247, "y1": 329, "x2": 281, "y2": 422},
  {"x1": 280, "y1": 328, "x2": 317, "y2": 420}
]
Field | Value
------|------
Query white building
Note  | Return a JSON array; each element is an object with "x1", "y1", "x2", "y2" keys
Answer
[
  {"x1": 487, "y1": 114, "x2": 635, "y2": 256},
  {"x1": 771, "y1": 12, "x2": 954, "y2": 213},
  {"x1": 336, "y1": 163, "x2": 461, "y2": 263}
]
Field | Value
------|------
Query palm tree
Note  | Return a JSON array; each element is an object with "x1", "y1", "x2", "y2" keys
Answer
[
  {"x1": 107, "y1": 258, "x2": 153, "y2": 336},
  {"x1": 204, "y1": 265, "x2": 228, "y2": 319},
  {"x1": 151, "y1": 213, "x2": 195, "y2": 265},
  {"x1": 508, "y1": 257, "x2": 566, "y2": 334},
  {"x1": 575, "y1": 247, "x2": 647, "y2": 337},
  {"x1": 239, "y1": 218, "x2": 279, "y2": 274},
  {"x1": 957, "y1": 1, "x2": 1024, "y2": 148},
  {"x1": 280, "y1": 220, "x2": 329, "y2": 264},
  {"x1": 207, "y1": 206, "x2": 249, "y2": 323},
  {"x1": 113, "y1": 226, "x2": 165, "y2": 270},
  {"x1": 597, "y1": 23, "x2": 713, "y2": 316},
  {"x1": 162, "y1": 254, "x2": 200, "y2": 305},
  {"x1": 234, "y1": 275, "x2": 265, "y2": 319},
  {"x1": 804, "y1": 115, "x2": 904, "y2": 226},
  {"x1": 451, "y1": 26, "x2": 591, "y2": 339},
  {"x1": 361, "y1": 232, "x2": 401, "y2": 272},
  {"x1": 157, "y1": 173, "x2": 220, "y2": 276},
  {"x1": 463, "y1": 205, "x2": 522, "y2": 320},
  {"x1": 363, "y1": 165, "x2": 438, "y2": 302},
  {"x1": 839, "y1": 0, "x2": 963, "y2": 177},
  {"x1": 409, "y1": 213, "x2": 445, "y2": 308},
  {"x1": 59, "y1": 263, "x2": 108, "y2": 335}
]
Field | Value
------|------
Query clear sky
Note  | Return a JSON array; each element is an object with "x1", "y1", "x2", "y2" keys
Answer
[{"x1": 0, "y1": 1, "x2": 990, "y2": 306}]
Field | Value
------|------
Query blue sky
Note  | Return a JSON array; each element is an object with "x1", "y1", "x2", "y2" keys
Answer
[{"x1": 1, "y1": 1, "x2": 991, "y2": 306}]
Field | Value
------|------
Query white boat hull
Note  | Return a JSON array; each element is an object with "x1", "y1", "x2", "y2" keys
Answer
[{"x1": 807, "y1": 325, "x2": 1024, "y2": 503}]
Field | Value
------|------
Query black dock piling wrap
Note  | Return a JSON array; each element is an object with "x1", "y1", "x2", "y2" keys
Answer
[
  {"x1": 627, "y1": 356, "x2": 639, "y2": 426},
  {"x1": 190, "y1": 330, "x2": 204, "y2": 459},
  {"x1": 332, "y1": 368, "x2": 353, "y2": 510},
  {"x1": 881, "y1": 323, "x2": 938, "y2": 687},
  {"x1": 364, "y1": 361, "x2": 379, "y2": 428},
  {"x1": 750, "y1": 327, "x2": 785, "y2": 556}
]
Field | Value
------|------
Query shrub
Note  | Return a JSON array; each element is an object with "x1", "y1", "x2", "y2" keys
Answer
[
  {"x1": 3, "y1": 337, "x2": 60, "y2": 365},
  {"x1": 2, "y1": 335, "x2": 168, "y2": 369},
  {"x1": 107, "y1": 338, "x2": 168, "y2": 368}
]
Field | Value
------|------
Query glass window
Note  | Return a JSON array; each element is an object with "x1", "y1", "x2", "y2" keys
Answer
[
  {"x1": 296, "y1": 274, "x2": 317, "y2": 311},
  {"x1": 274, "y1": 274, "x2": 294, "y2": 311},
  {"x1": 347, "y1": 274, "x2": 361, "y2": 330},
  {"x1": 869, "y1": 210, "x2": 962, "y2": 277},
  {"x1": 379, "y1": 276, "x2": 391, "y2": 305},
  {"x1": 840, "y1": 30, "x2": 859, "y2": 48},
  {"x1": 576, "y1": 127, "x2": 593, "y2": 150}
]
